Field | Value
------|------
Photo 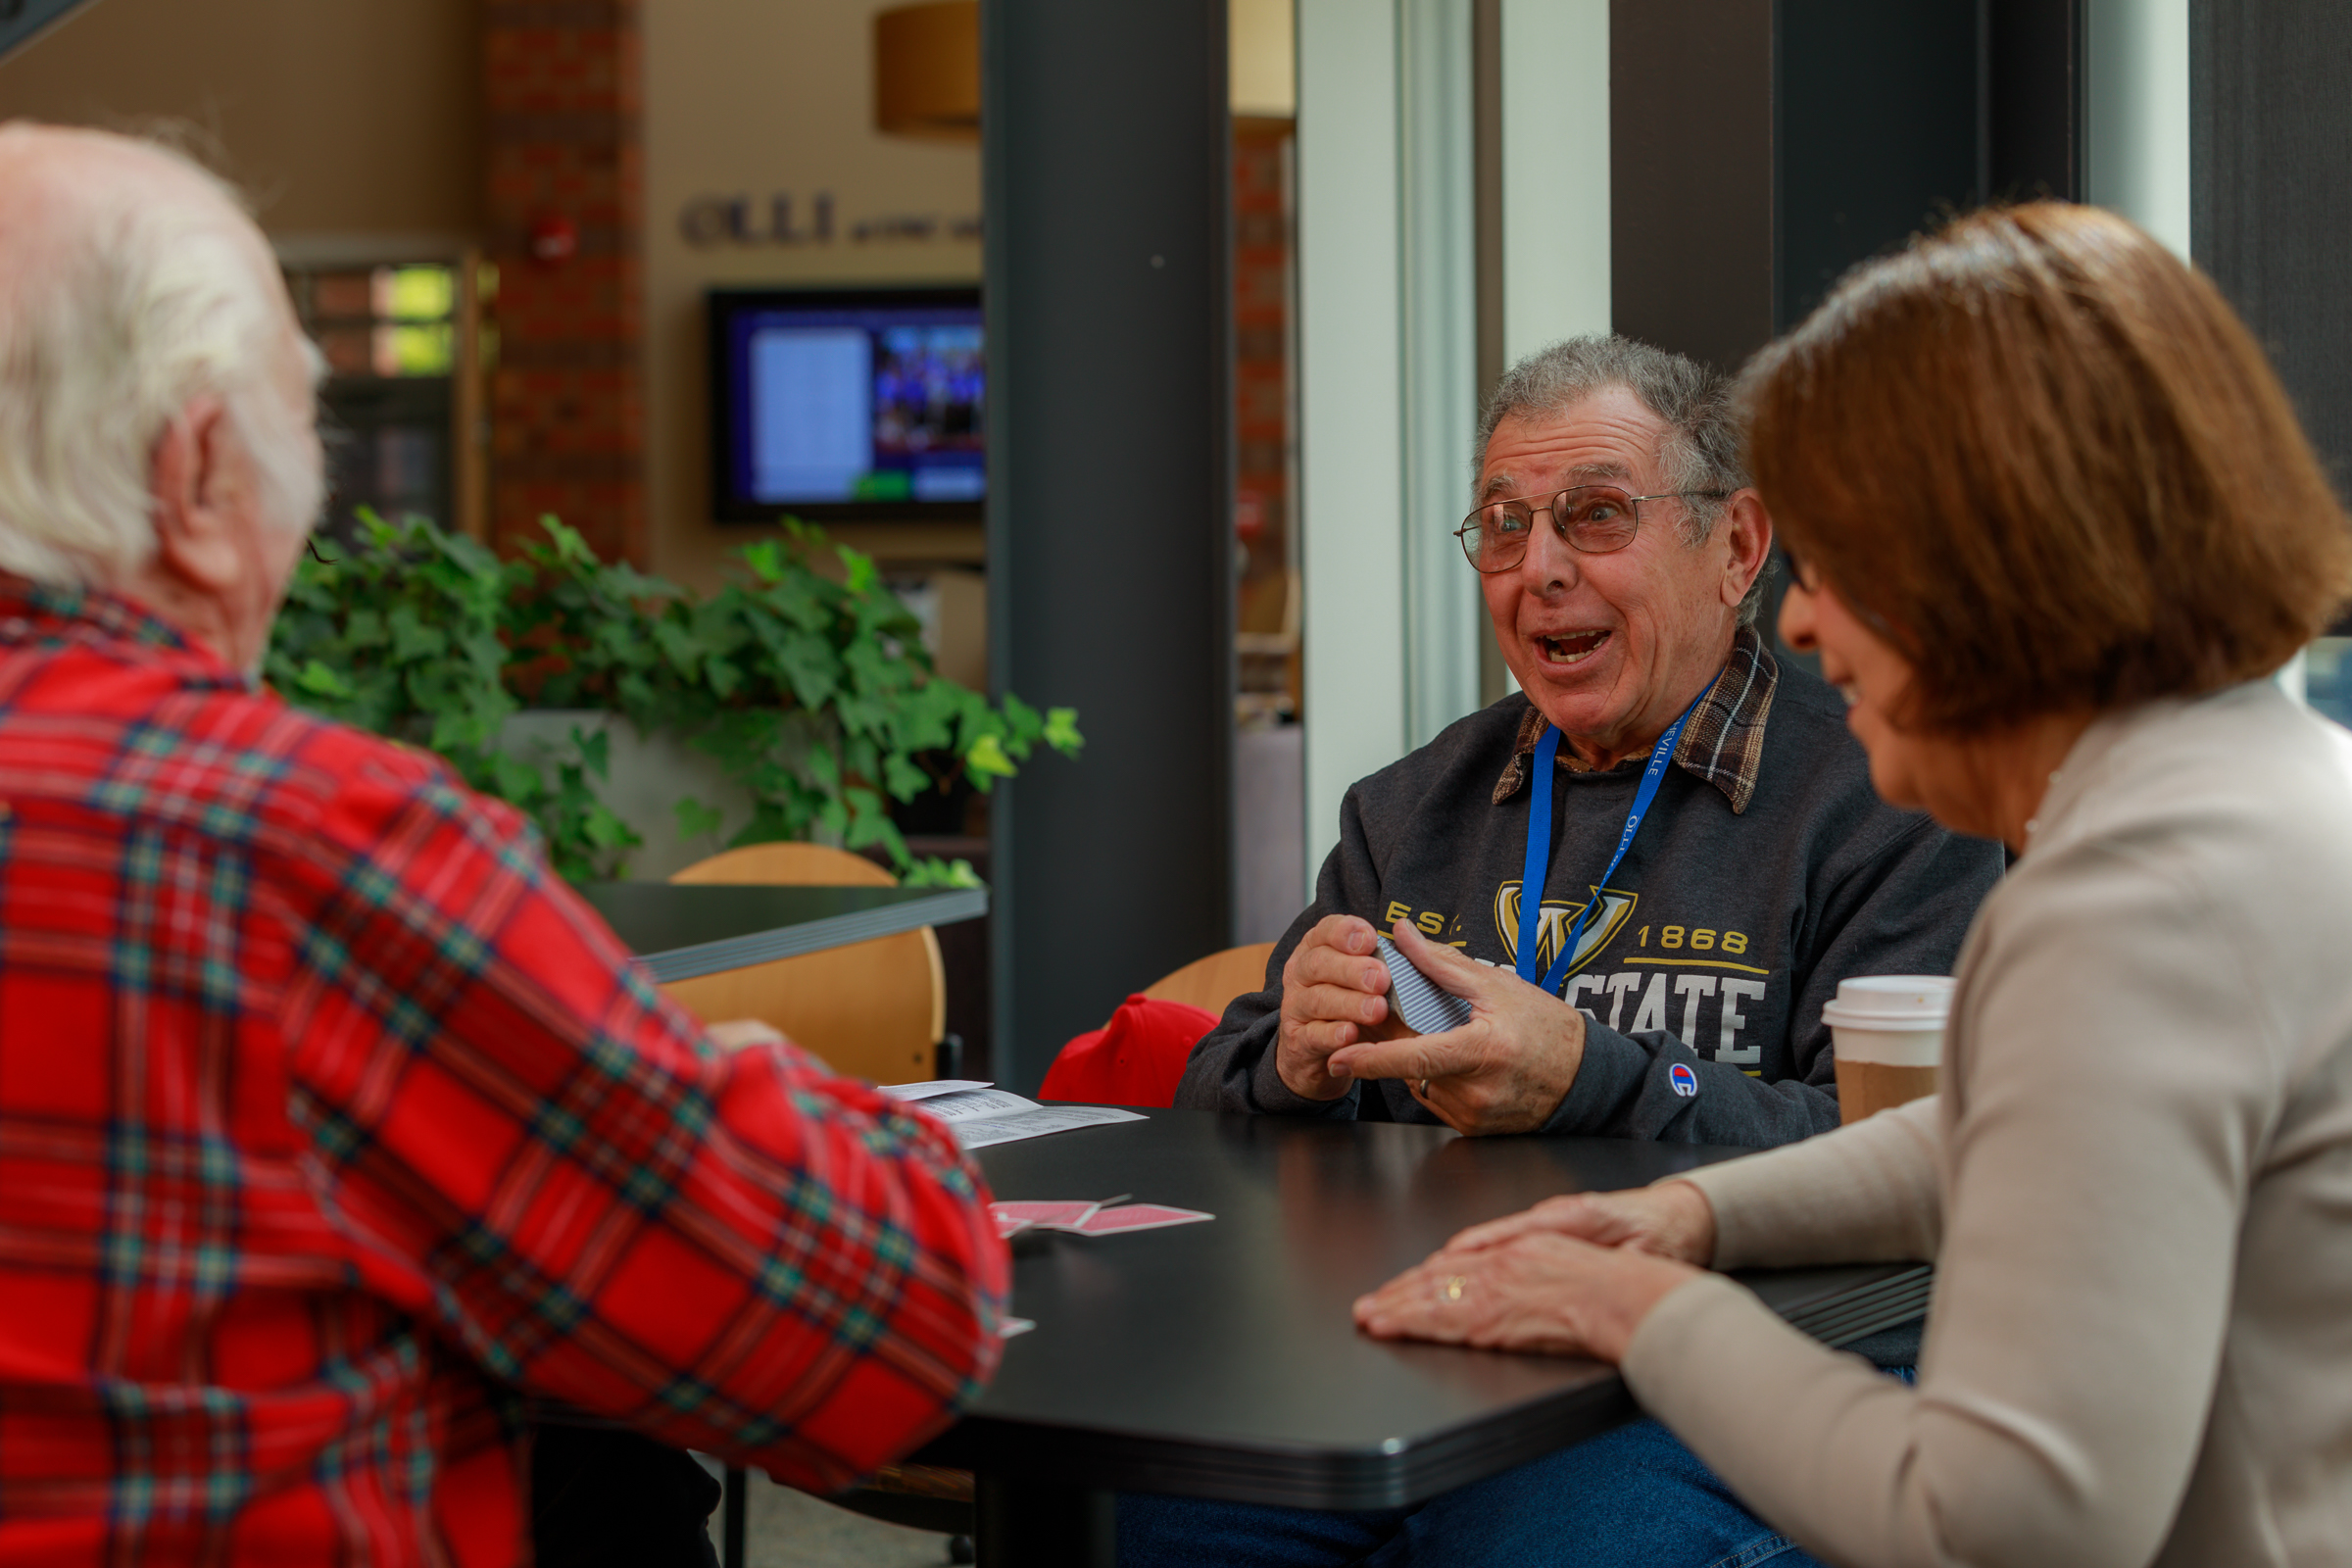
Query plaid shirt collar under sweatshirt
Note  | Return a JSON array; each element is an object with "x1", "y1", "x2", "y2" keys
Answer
[{"x1": 0, "y1": 577, "x2": 1007, "y2": 1566}]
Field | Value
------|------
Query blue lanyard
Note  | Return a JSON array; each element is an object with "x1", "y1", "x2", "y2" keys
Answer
[{"x1": 1515, "y1": 690, "x2": 1706, "y2": 997}]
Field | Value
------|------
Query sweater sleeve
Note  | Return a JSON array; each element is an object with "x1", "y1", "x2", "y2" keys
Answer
[
  {"x1": 1666, "y1": 1096, "x2": 1943, "y2": 1268},
  {"x1": 1175, "y1": 786, "x2": 1381, "y2": 1118},
  {"x1": 1619, "y1": 837, "x2": 2266, "y2": 1568}
]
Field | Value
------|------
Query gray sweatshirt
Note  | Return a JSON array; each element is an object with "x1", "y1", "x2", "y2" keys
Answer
[{"x1": 1178, "y1": 645, "x2": 2003, "y2": 1148}]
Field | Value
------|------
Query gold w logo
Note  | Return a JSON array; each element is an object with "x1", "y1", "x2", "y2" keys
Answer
[{"x1": 1493, "y1": 882, "x2": 1638, "y2": 983}]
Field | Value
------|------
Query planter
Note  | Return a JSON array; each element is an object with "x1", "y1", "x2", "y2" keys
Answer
[{"x1": 500, "y1": 710, "x2": 752, "y2": 882}]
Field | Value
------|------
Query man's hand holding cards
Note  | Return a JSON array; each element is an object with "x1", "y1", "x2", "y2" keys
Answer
[{"x1": 1322, "y1": 919, "x2": 1592, "y2": 1138}]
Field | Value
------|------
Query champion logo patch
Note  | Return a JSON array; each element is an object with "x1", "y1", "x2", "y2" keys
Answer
[{"x1": 1668, "y1": 1062, "x2": 1699, "y2": 1098}]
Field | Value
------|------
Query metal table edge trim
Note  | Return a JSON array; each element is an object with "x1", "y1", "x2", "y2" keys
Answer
[
  {"x1": 636, "y1": 887, "x2": 989, "y2": 982},
  {"x1": 918, "y1": 1262, "x2": 1935, "y2": 1509}
]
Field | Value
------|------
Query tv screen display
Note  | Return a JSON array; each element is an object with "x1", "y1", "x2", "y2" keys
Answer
[{"x1": 710, "y1": 286, "x2": 984, "y2": 521}]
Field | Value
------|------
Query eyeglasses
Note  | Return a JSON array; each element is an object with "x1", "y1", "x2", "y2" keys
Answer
[{"x1": 1456, "y1": 485, "x2": 1729, "y2": 574}]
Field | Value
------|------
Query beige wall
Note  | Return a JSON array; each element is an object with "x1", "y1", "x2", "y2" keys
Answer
[
  {"x1": 3, "y1": 0, "x2": 1293, "y2": 612},
  {"x1": 643, "y1": 0, "x2": 984, "y2": 593},
  {"x1": 0, "y1": 0, "x2": 480, "y2": 246},
  {"x1": 1232, "y1": 0, "x2": 1297, "y2": 117}
]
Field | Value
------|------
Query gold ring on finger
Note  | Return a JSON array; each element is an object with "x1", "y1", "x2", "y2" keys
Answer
[
  {"x1": 1437, "y1": 1274, "x2": 1469, "y2": 1303},
  {"x1": 1418, "y1": 1078, "x2": 1431, "y2": 1099}
]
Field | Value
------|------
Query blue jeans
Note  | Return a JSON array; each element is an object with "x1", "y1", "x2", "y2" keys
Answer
[{"x1": 1119, "y1": 1370, "x2": 1917, "y2": 1568}]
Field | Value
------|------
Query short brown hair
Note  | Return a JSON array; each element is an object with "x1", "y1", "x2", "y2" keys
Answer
[{"x1": 1740, "y1": 202, "x2": 2352, "y2": 734}]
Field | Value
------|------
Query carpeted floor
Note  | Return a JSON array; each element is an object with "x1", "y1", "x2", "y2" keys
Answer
[{"x1": 728, "y1": 1472, "x2": 965, "y2": 1568}]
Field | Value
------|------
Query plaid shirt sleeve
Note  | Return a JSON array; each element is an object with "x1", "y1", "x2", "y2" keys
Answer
[{"x1": 271, "y1": 723, "x2": 1010, "y2": 1493}]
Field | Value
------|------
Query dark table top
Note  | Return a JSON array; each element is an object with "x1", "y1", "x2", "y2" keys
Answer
[
  {"x1": 916, "y1": 1108, "x2": 1929, "y2": 1510},
  {"x1": 575, "y1": 881, "x2": 989, "y2": 982}
]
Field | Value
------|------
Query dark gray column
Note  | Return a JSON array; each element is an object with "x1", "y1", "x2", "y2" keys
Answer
[
  {"x1": 1988, "y1": 0, "x2": 2085, "y2": 201},
  {"x1": 1608, "y1": 0, "x2": 2079, "y2": 669},
  {"x1": 983, "y1": 0, "x2": 1234, "y2": 1092},
  {"x1": 1609, "y1": 0, "x2": 2082, "y2": 373},
  {"x1": 0, "y1": 0, "x2": 97, "y2": 60},
  {"x1": 2192, "y1": 1, "x2": 2352, "y2": 496},
  {"x1": 1775, "y1": 0, "x2": 1984, "y2": 330},
  {"x1": 1609, "y1": 0, "x2": 1777, "y2": 377}
]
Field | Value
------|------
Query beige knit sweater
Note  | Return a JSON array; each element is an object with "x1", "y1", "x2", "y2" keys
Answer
[{"x1": 1624, "y1": 682, "x2": 2352, "y2": 1568}]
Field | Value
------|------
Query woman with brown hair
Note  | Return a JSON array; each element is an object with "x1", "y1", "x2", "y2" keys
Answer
[{"x1": 1353, "y1": 202, "x2": 2352, "y2": 1568}]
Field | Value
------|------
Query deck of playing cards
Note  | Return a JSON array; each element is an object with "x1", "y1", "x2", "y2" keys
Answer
[
  {"x1": 991, "y1": 1200, "x2": 1214, "y2": 1237},
  {"x1": 1068, "y1": 1203, "x2": 1213, "y2": 1235},
  {"x1": 1376, "y1": 934, "x2": 1474, "y2": 1036}
]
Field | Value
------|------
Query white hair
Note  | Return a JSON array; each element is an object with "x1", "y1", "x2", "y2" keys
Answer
[{"x1": 0, "y1": 123, "x2": 323, "y2": 589}]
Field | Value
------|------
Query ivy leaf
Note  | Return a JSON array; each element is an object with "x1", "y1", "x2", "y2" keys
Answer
[
  {"x1": 882, "y1": 753, "x2": 930, "y2": 802},
  {"x1": 839, "y1": 545, "x2": 881, "y2": 596},
  {"x1": 741, "y1": 539, "x2": 786, "y2": 583},
  {"x1": 965, "y1": 732, "x2": 1017, "y2": 779},
  {"x1": 1043, "y1": 707, "x2": 1084, "y2": 754},
  {"x1": 904, "y1": 856, "x2": 984, "y2": 889},
  {"x1": 262, "y1": 509, "x2": 1080, "y2": 884},
  {"x1": 807, "y1": 745, "x2": 841, "y2": 792},
  {"x1": 674, "y1": 796, "x2": 726, "y2": 841},
  {"x1": 294, "y1": 659, "x2": 355, "y2": 699},
  {"x1": 388, "y1": 604, "x2": 448, "y2": 664},
  {"x1": 489, "y1": 754, "x2": 542, "y2": 806},
  {"x1": 570, "y1": 724, "x2": 612, "y2": 780},
  {"x1": 583, "y1": 803, "x2": 631, "y2": 850}
]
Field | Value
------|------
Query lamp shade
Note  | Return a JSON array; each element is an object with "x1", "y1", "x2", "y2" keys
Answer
[{"x1": 874, "y1": 0, "x2": 979, "y2": 142}]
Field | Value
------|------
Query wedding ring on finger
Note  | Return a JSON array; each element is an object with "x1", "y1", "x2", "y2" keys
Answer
[
  {"x1": 1435, "y1": 1274, "x2": 1469, "y2": 1304},
  {"x1": 1418, "y1": 1078, "x2": 1432, "y2": 1099}
]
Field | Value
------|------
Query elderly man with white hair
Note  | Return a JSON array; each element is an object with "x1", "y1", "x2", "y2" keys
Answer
[{"x1": 0, "y1": 123, "x2": 1005, "y2": 1567}]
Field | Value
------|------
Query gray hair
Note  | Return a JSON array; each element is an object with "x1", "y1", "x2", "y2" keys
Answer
[
  {"x1": 0, "y1": 123, "x2": 322, "y2": 589},
  {"x1": 1475, "y1": 334, "x2": 1768, "y2": 625}
]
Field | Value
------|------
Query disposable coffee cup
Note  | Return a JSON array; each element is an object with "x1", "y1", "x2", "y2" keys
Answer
[{"x1": 1821, "y1": 975, "x2": 1952, "y2": 1125}]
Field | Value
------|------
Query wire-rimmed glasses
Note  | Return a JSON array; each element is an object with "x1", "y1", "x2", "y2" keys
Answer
[{"x1": 1455, "y1": 485, "x2": 1729, "y2": 574}]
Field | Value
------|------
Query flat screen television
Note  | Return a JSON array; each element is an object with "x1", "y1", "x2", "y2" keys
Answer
[{"x1": 709, "y1": 285, "x2": 984, "y2": 522}]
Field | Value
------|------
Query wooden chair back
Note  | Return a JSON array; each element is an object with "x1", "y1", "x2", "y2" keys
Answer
[
  {"x1": 1141, "y1": 942, "x2": 1277, "y2": 1017},
  {"x1": 659, "y1": 843, "x2": 946, "y2": 1084}
]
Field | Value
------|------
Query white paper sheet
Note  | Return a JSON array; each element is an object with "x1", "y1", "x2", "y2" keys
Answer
[
  {"x1": 880, "y1": 1079, "x2": 996, "y2": 1102},
  {"x1": 906, "y1": 1088, "x2": 1044, "y2": 1123},
  {"x1": 889, "y1": 1085, "x2": 1147, "y2": 1147}
]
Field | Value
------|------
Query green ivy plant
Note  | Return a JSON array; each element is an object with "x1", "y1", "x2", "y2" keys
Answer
[{"x1": 266, "y1": 512, "x2": 1080, "y2": 884}]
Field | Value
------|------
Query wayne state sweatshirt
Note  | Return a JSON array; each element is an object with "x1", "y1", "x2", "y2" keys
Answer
[{"x1": 1178, "y1": 646, "x2": 2004, "y2": 1150}]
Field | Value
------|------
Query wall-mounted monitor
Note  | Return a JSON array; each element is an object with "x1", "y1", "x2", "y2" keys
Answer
[{"x1": 709, "y1": 285, "x2": 984, "y2": 522}]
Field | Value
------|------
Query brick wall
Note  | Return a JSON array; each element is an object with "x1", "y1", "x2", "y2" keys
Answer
[{"x1": 483, "y1": 1, "x2": 646, "y2": 564}]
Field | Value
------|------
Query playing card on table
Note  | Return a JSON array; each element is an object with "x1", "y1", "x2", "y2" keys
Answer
[
  {"x1": 991, "y1": 1200, "x2": 1103, "y2": 1232},
  {"x1": 1073, "y1": 1203, "x2": 1214, "y2": 1236},
  {"x1": 994, "y1": 1213, "x2": 1033, "y2": 1240},
  {"x1": 1376, "y1": 934, "x2": 1474, "y2": 1036}
]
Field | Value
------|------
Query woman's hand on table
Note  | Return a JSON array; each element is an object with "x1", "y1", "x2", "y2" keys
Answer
[
  {"x1": 1351, "y1": 1231, "x2": 1701, "y2": 1362},
  {"x1": 1447, "y1": 1182, "x2": 1718, "y2": 1265},
  {"x1": 1350, "y1": 1183, "x2": 1718, "y2": 1361}
]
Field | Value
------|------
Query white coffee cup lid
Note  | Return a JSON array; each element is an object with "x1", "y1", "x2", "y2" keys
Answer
[
  {"x1": 1821, "y1": 1001, "x2": 1945, "y2": 1032},
  {"x1": 1829, "y1": 974, "x2": 1952, "y2": 1019}
]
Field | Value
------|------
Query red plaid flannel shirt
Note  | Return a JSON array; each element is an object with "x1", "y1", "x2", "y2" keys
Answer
[{"x1": 0, "y1": 580, "x2": 1008, "y2": 1565}]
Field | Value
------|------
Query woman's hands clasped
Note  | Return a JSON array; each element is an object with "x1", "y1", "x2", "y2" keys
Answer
[{"x1": 1352, "y1": 1182, "x2": 1719, "y2": 1363}]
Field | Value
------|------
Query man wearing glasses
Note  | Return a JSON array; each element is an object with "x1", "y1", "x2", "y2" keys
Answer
[
  {"x1": 1153, "y1": 339, "x2": 2001, "y2": 1563},
  {"x1": 1181, "y1": 333, "x2": 1998, "y2": 1146}
]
